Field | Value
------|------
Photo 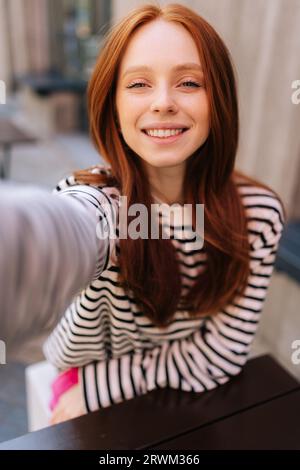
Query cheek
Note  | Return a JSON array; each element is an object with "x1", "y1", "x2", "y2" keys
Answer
[
  {"x1": 179, "y1": 93, "x2": 209, "y2": 117},
  {"x1": 201, "y1": 94, "x2": 210, "y2": 117},
  {"x1": 195, "y1": 98, "x2": 210, "y2": 128},
  {"x1": 115, "y1": 92, "x2": 131, "y2": 126},
  {"x1": 122, "y1": 104, "x2": 146, "y2": 133}
]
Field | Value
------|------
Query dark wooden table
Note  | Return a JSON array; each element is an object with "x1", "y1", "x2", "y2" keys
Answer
[
  {"x1": 0, "y1": 355, "x2": 299, "y2": 450},
  {"x1": 0, "y1": 118, "x2": 37, "y2": 179}
]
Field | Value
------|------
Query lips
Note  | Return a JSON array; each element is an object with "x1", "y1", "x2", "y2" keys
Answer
[
  {"x1": 141, "y1": 127, "x2": 189, "y2": 144},
  {"x1": 141, "y1": 122, "x2": 191, "y2": 130},
  {"x1": 141, "y1": 128, "x2": 189, "y2": 135},
  {"x1": 141, "y1": 127, "x2": 189, "y2": 132}
]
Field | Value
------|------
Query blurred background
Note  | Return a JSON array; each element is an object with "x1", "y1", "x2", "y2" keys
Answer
[{"x1": 0, "y1": 0, "x2": 300, "y2": 442}]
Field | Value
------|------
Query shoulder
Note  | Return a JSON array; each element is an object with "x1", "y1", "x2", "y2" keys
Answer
[
  {"x1": 235, "y1": 178, "x2": 285, "y2": 248},
  {"x1": 53, "y1": 165, "x2": 120, "y2": 209}
]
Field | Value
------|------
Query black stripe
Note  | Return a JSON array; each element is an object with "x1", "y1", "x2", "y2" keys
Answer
[
  {"x1": 178, "y1": 340, "x2": 206, "y2": 391},
  {"x1": 193, "y1": 334, "x2": 233, "y2": 378},
  {"x1": 94, "y1": 362, "x2": 102, "y2": 408},
  {"x1": 243, "y1": 204, "x2": 284, "y2": 226},
  {"x1": 82, "y1": 366, "x2": 91, "y2": 413},
  {"x1": 129, "y1": 354, "x2": 138, "y2": 397},
  {"x1": 207, "y1": 317, "x2": 250, "y2": 347},
  {"x1": 221, "y1": 309, "x2": 259, "y2": 324},
  {"x1": 105, "y1": 361, "x2": 114, "y2": 405},
  {"x1": 117, "y1": 358, "x2": 126, "y2": 401}
]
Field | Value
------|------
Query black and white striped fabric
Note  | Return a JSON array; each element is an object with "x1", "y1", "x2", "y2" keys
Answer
[{"x1": 43, "y1": 167, "x2": 285, "y2": 412}]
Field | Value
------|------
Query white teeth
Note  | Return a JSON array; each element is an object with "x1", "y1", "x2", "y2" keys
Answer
[{"x1": 145, "y1": 128, "x2": 184, "y2": 138}]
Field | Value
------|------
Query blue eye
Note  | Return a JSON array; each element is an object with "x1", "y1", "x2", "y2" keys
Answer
[
  {"x1": 181, "y1": 81, "x2": 201, "y2": 88},
  {"x1": 126, "y1": 80, "x2": 201, "y2": 89}
]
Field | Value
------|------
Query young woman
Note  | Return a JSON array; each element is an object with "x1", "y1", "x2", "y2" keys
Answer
[{"x1": 1, "y1": 3, "x2": 285, "y2": 424}]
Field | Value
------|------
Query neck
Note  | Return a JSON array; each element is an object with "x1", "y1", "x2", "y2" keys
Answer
[{"x1": 146, "y1": 162, "x2": 186, "y2": 205}]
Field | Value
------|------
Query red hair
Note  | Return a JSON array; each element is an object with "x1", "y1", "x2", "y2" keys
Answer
[{"x1": 74, "y1": 3, "x2": 285, "y2": 327}]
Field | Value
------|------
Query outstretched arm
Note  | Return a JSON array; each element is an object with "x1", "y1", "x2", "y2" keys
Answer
[{"x1": 0, "y1": 181, "x2": 114, "y2": 344}]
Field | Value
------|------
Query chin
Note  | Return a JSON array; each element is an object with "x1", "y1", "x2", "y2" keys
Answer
[{"x1": 143, "y1": 154, "x2": 188, "y2": 167}]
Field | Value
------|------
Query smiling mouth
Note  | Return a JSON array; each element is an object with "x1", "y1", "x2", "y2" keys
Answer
[{"x1": 142, "y1": 127, "x2": 189, "y2": 140}]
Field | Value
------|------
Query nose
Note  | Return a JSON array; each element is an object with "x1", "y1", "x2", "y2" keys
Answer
[{"x1": 150, "y1": 86, "x2": 178, "y2": 113}]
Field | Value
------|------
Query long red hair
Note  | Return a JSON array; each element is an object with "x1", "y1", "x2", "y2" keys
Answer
[{"x1": 74, "y1": 3, "x2": 285, "y2": 327}]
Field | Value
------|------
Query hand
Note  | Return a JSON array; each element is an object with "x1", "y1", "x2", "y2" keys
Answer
[{"x1": 50, "y1": 384, "x2": 86, "y2": 425}]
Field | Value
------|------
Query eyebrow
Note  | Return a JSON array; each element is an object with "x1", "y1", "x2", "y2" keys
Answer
[{"x1": 122, "y1": 63, "x2": 203, "y2": 79}]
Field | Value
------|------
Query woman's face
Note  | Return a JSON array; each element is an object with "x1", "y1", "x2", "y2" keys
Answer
[{"x1": 115, "y1": 19, "x2": 210, "y2": 172}]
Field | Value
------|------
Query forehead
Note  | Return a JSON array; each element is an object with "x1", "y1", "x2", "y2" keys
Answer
[{"x1": 118, "y1": 19, "x2": 201, "y2": 73}]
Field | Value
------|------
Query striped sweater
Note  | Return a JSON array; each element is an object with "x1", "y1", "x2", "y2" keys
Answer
[{"x1": 43, "y1": 166, "x2": 285, "y2": 412}]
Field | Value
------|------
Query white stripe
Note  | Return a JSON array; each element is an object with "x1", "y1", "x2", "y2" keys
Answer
[
  {"x1": 84, "y1": 363, "x2": 99, "y2": 411},
  {"x1": 120, "y1": 355, "x2": 137, "y2": 400},
  {"x1": 107, "y1": 359, "x2": 122, "y2": 404},
  {"x1": 95, "y1": 361, "x2": 111, "y2": 408}
]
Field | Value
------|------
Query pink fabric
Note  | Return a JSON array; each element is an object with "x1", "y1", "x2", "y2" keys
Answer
[{"x1": 49, "y1": 367, "x2": 78, "y2": 411}]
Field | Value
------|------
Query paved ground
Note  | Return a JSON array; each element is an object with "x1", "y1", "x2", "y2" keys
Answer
[
  {"x1": 9, "y1": 132, "x2": 102, "y2": 189},
  {"x1": 0, "y1": 363, "x2": 27, "y2": 442}
]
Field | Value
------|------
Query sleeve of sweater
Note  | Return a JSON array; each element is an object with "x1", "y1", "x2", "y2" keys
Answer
[
  {"x1": 0, "y1": 179, "x2": 116, "y2": 344},
  {"x1": 78, "y1": 196, "x2": 285, "y2": 412}
]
